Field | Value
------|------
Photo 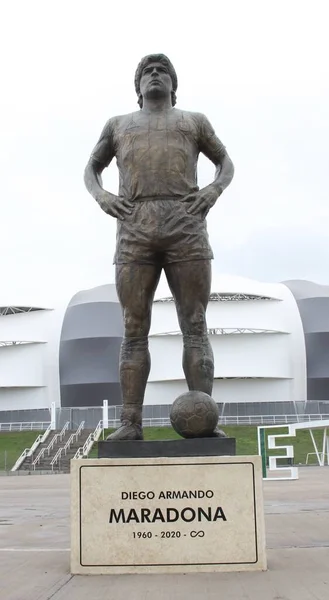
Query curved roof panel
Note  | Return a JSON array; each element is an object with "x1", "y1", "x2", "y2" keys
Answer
[
  {"x1": 68, "y1": 284, "x2": 119, "y2": 307},
  {"x1": 284, "y1": 280, "x2": 329, "y2": 300}
]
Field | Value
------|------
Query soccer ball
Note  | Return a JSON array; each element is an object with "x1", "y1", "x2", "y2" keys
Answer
[{"x1": 170, "y1": 391, "x2": 219, "y2": 439}]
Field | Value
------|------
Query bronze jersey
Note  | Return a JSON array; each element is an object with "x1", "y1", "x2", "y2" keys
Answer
[{"x1": 90, "y1": 108, "x2": 226, "y2": 201}]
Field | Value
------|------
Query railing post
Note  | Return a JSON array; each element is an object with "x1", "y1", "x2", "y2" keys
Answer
[
  {"x1": 259, "y1": 428, "x2": 267, "y2": 478},
  {"x1": 103, "y1": 400, "x2": 109, "y2": 430},
  {"x1": 51, "y1": 402, "x2": 56, "y2": 430}
]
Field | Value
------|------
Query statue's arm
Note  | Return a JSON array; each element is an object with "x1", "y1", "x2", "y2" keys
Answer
[
  {"x1": 84, "y1": 118, "x2": 133, "y2": 219},
  {"x1": 198, "y1": 114, "x2": 234, "y2": 195},
  {"x1": 182, "y1": 114, "x2": 234, "y2": 216},
  {"x1": 84, "y1": 157, "x2": 109, "y2": 206},
  {"x1": 84, "y1": 118, "x2": 115, "y2": 206}
]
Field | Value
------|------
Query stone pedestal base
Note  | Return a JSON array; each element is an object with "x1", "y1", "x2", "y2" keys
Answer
[
  {"x1": 71, "y1": 455, "x2": 266, "y2": 575},
  {"x1": 98, "y1": 437, "x2": 236, "y2": 458}
]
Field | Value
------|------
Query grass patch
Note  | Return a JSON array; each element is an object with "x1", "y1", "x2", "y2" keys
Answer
[
  {"x1": 90, "y1": 425, "x2": 324, "y2": 465},
  {"x1": 0, "y1": 431, "x2": 44, "y2": 470},
  {"x1": 0, "y1": 425, "x2": 325, "y2": 470}
]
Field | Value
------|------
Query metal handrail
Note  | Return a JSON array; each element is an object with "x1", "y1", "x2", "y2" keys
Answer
[
  {"x1": 28, "y1": 425, "x2": 52, "y2": 456},
  {"x1": 73, "y1": 420, "x2": 103, "y2": 460},
  {"x1": 32, "y1": 421, "x2": 70, "y2": 468},
  {"x1": 219, "y1": 414, "x2": 329, "y2": 425},
  {"x1": 50, "y1": 445, "x2": 64, "y2": 469},
  {"x1": 57, "y1": 421, "x2": 70, "y2": 442},
  {"x1": 46, "y1": 421, "x2": 70, "y2": 453},
  {"x1": 50, "y1": 421, "x2": 85, "y2": 469},
  {"x1": 103, "y1": 414, "x2": 329, "y2": 428},
  {"x1": 11, "y1": 425, "x2": 52, "y2": 471},
  {"x1": 11, "y1": 448, "x2": 29, "y2": 471},
  {"x1": 73, "y1": 420, "x2": 85, "y2": 439},
  {"x1": 0, "y1": 421, "x2": 50, "y2": 432},
  {"x1": 62, "y1": 420, "x2": 85, "y2": 455}
]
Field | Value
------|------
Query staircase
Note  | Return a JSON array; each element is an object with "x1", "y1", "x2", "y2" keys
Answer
[
  {"x1": 51, "y1": 429, "x2": 94, "y2": 473},
  {"x1": 19, "y1": 429, "x2": 70, "y2": 472},
  {"x1": 18, "y1": 424, "x2": 95, "y2": 473},
  {"x1": 18, "y1": 430, "x2": 61, "y2": 471}
]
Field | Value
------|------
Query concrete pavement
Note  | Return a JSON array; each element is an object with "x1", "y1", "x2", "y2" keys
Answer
[{"x1": 0, "y1": 467, "x2": 328, "y2": 599}]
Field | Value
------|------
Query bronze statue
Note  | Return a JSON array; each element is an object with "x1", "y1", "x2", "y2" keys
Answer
[{"x1": 84, "y1": 54, "x2": 234, "y2": 440}]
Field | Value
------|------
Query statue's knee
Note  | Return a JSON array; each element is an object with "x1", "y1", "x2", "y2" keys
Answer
[
  {"x1": 181, "y1": 308, "x2": 207, "y2": 337},
  {"x1": 124, "y1": 311, "x2": 150, "y2": 338}
]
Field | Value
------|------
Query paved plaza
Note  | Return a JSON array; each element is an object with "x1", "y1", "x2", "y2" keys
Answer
[{"x1": 0, "y1": 467, "x2": 328, "y2": 599}]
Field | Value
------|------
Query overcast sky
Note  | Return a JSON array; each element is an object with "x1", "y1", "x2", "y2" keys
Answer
[{"x1": 1, "y1": 0, "x2": 328, "y2": 305}]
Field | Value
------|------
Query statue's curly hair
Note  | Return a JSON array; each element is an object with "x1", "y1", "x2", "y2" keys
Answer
[{"x1": 134, "y1": 53, "x2": 178, "y2": 108}]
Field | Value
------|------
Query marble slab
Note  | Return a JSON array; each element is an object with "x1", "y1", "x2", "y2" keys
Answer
[{"x1": 71, "y1": 455, "x2": 267, "y2": 574}]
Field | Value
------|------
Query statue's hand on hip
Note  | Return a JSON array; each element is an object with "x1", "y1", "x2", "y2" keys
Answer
[
  {"x1": 182, "y1": 184, "x2": 221, "y2": 219},
  {"x1": 97, "y1": 191, "x2": 134, "y2": 220}
]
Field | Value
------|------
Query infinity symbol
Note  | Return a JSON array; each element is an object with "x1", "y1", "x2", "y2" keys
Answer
[{"x1": 190, "y1": 530, "x2": 205, "y2": 538}]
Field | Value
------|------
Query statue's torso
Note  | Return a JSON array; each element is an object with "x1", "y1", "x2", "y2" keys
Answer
[{"x1": 113, "y1": 109, "x2": 202, "y2": 201}]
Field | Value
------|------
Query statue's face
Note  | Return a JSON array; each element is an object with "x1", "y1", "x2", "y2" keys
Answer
[{"x1": 139, "y1": 61, "x2": 173, "y2": 101}]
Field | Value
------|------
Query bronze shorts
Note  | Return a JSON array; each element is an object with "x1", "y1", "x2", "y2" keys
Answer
[{"x1": 113, "y1": 198, "x2": 214, "y2": 265}]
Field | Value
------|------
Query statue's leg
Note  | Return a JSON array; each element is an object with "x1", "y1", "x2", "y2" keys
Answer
[
  {"x1": 164, "y1": 259, "x2": 214, "y2": 395},
  {"x1": 164, "y1": 259, "x2": 226, "y2": 437},
  {"x1": 107, "y1": 262, "x2": 162, "y2": 441}
]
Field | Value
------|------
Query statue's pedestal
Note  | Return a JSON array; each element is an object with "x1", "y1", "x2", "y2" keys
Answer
[
  {"x1": 98, "y1": 436, "x2": 236, "y2": 458},
  {"x1": 71, "y1": 441, "x2": 266, "y2": 575}
]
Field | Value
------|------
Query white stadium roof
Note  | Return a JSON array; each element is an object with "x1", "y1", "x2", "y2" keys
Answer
[{"x1": 153, "y1": 273, "x2": 285, "y2": 302}]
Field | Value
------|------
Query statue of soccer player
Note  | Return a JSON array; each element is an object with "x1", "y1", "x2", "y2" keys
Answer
[{"x1": 84, "y1": 54, "x2": 234, "y2": 440}]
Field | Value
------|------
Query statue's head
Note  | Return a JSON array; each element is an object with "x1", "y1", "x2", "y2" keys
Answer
[{"x1": 134, "y1": 54, "x2": 178, "y2": 108}]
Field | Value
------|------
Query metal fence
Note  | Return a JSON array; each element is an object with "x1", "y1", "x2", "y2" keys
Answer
[
  {"x1": 107, "y1": 413, "x2": 329, "y2": 428},
  {"x1": 219, "y1": 414, "x2": 329, "y2": 426},
  {"x1": 1, "y1": 401, "x2": 329, "y2": 431},
  {"x1": 56, "y1": 407, "x2": 103, "y2": 430},
  {"x1": 0, "y1": 408, "x2": 50, "y2": 424},
  {"x1": 0, "y1": 422, "x2": 50, "y2": 432},
  {"x1": 1, "y1": 414, "x2": 328, "y2": 433}
]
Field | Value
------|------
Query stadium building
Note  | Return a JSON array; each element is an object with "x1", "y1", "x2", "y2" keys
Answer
[{"x1": 0, "y1": 276, "x2": 328, "y2": 425}]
